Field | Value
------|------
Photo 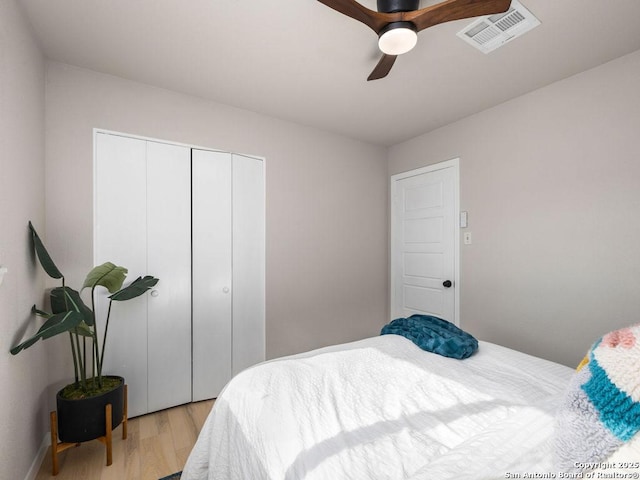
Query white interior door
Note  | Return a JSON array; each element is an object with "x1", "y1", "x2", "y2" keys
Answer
[
  {"x1": 391, "y1": 160, "x2": 459, "y2": 324},
  {"x1": 192, "y1": 150, "x2": 233, "y2": 401}
]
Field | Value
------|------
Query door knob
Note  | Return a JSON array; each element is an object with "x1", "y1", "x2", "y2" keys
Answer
[
  {"x1": 222, "y1": 287, "x2": 230, "y2": 294},
  {"x1": 150, "y1": 290, "x2": 159, "y2": 297},
  {"x1": 442, "y1": 280, "x2": 452, "y2": 288}
]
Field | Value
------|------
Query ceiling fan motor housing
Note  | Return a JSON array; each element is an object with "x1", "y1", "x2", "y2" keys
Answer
[
  {"x1": 377, "y1": 0, "x2": 420, "y2": 13},
  {"x1": 378, "y1": 21, "x2": 417, "y2": 37}
]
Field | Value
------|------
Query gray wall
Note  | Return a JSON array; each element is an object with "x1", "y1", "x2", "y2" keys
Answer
[
  {"x1": 0, "y1": 0, "x2": 48, "y2": 478},
  {"x1": 44, "y1": 62, "x2": 389, "y2": 390},
  {"x1": 389, "y1": 49, "x2": 640, "y2": 367}
]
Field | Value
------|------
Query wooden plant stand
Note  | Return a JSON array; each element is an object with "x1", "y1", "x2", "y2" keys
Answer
[{"x1": 50, "y1": 385, "x2": 128, "y2": 476}]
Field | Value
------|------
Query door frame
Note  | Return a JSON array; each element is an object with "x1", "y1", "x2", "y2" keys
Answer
[{"x1": 390, "y1": 158, "x2": 460, "y2": 326}]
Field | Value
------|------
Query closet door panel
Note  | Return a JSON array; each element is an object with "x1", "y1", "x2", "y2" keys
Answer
[
  {"x1": 96, "y1": 132, "x2": 266, "y2": 414},
  {"x1": 146, "y1": 141, "x2": 192, "y2": 412},
  {"x1": 232, "y1": 154, "x2": 265, "y2": 374},
  {"x1": 95, "y1": 133, "x2": 149, "y2": 417},
  {"x1": 192, "y1": 150, "x2": 233, "y2": 401}
]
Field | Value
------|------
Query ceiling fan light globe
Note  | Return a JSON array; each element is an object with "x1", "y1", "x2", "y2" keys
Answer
[{"x1": 378, "y1": 23, "x2": 417, "y2": 55}]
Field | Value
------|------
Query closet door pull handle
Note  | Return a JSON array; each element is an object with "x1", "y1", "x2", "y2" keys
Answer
[
  {"x1": 150, "y1": 290, "x2": 159, "y2": 297},
  {"x1": 222, "y1": 287, "x2": 230, "y2": 294}
]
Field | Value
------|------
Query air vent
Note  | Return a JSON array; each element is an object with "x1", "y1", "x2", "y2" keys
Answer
[{"x1": 456, "y1": 0, "x2": 540, "y2": 53}]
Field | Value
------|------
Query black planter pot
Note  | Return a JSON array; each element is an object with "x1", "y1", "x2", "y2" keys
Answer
[{"x1": 56, "y1": 375, "x2": 125, "y2": 443}]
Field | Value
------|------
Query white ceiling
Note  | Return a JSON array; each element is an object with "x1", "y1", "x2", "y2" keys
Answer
[{"x1": 19, "y1": 0, "x2": 640, "y2": 146}]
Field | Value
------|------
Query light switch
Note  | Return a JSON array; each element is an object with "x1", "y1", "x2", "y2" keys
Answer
[
  {"x1": 460, "y1": 211, "x2": 468, "y2": 228},
  {"x1": 464, "y1": 232, "x2": 472, "y2": 245}
]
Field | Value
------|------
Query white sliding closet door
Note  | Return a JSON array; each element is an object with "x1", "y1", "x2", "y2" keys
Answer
[
  {"x1": 232, "y1": 154, "x2": 266, "y2": 374},
  {"x1": 95, "y1": 134, "x2": 149, "y2": 417},
  {"x1": 146, "y1": 141, "x2": 192, "y2": 413},
  {"x1": 192, "y1": 151, "x2": 265, "y2": 398},
  {"x1": 96, "y1": 132, "x2": 265, "y2": 415},
  {"x1": 95, "y1": 133, "x2": 191, "y2": 417},
  {"x1": 192, "y1": 150, "x2": 233, "y2": 401}
]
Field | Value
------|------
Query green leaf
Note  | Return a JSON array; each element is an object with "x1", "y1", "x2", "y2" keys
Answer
[
  {"x1": 82, "y1": 262, "x2": 128, "y2": 293},
  {"x1": 28, "y1": 222, "x2": 63, "y2": 279},
  {"x1": 74, "y1": 322, "x2": 94, "y2": 337},
  {"x1": 50, "y1": 287, "x2": 94, "y2": 326},
  {"x1": 10, "y1": 311, "x2": 84, "y2": 355},
  {"x1": 109, "y1": 276, "x2": 159, "y2": 301},
  {"x1": 31, "y1": 304, "x2": 52, "y2": 319}
]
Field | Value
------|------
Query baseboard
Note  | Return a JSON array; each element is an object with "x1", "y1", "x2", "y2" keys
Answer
[{"x1": 24, "y1": 432, "x2": 50, "y2": 480}]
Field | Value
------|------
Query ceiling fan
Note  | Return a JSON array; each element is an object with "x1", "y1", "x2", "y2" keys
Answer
[{"x1": 317, "y1": 0, "x2": 512, "y2": 80}]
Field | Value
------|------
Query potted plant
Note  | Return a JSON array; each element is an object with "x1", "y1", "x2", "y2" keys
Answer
[{"x1": 10, "y1": 222, "x2": 158, "y2": 445}]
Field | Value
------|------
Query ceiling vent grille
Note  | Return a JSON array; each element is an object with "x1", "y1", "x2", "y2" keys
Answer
[{"x1": 456, "y1": 0, "x2": 540, "y2": 54}]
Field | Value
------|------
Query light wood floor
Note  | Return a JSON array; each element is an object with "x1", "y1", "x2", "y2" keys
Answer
[{"x1": 35, "y1": 399, "x2": 214, "y2": 480}]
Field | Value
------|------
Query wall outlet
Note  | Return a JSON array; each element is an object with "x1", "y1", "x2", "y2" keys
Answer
[{"x1": 463, "y1": 232, "x2": 472, "y2": 245}]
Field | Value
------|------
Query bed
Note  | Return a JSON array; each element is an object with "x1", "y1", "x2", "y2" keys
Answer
[{"x1": 182, "y1": 322, "x2": 640, "y2": 480}]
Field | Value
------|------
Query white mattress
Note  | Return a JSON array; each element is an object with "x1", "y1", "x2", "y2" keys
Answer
[{"x1": 182, "y1": 335, "x2": 574, "y2": 480}]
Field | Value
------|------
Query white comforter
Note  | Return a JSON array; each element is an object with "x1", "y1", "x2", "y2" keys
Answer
[{"x1": 182, "y1": 335, "x2": 573, "y2": 480}]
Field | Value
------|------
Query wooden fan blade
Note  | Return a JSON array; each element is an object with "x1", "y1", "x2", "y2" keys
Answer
[
  {"x1": 317, "y1": 0, "x2": 392, "y2": 33},
  {"x1": 367, "y1": 54, "x2": 398, "y2": 81},
  {"x1": 404, "y1": 0, "x2": 512, "y2": 32}
]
